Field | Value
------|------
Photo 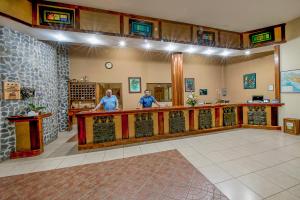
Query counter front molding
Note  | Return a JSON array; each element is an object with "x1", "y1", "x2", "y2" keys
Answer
[{"x1": 76, "y1": 103, "x2": 283, "y2": 150}]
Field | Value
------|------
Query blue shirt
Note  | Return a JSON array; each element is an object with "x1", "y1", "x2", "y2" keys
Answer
[
  {"x1": 139, "y1": 96, "x2": 156, "y2": 108},
  {"x1": 100, "y1": 95, "x2": 118, "y2": 111}
]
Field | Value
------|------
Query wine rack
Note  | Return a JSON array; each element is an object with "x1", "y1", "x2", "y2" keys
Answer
[{"x1": 69, "y1": 81, "x2": 98, "y2": 108}]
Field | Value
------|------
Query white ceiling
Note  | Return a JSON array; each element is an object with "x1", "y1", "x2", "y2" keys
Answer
[{"x1": 49, "y1": 0, "x2": 300, "y2": 32}]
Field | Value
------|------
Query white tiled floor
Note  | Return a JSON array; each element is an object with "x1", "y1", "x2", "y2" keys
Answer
[{"x1": 1, "y1": 128, "x2": 300, "y2": 199}]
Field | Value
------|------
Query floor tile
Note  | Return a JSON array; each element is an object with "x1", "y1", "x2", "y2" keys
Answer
[
  {"x1": 255, "y1": 167, "x2": 300, "y2": 189},
  {"x1": 216, "y1": 179, "x2": 262, "y2": 200},
  {"x1": 265, "y1": 191, "x2": 300, "y2": 200},
  {"x1": 238, "y1": 173, "x2": 284, "y2": 198},
  {"x1": 198, "y1": 165, "x2": 232, "y2": 183}
]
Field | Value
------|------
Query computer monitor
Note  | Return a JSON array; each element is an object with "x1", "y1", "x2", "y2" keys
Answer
[{"x1": 252, "y1": 95, "x2": 264, "y2": 102}]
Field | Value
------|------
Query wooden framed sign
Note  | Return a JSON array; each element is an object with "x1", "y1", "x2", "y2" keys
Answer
[
  {"x1": 249, "y1": 28, "x2": 275, "y2": 45},
  {"x1": 129, "y1": 19, "x2": 153, "y2": 38},
  {"x1": 38, "y1": 5, "x2": 75, "y2": 27},
  {"x1": 3, "y1": 81, "x2": 21, "y2": 100}
]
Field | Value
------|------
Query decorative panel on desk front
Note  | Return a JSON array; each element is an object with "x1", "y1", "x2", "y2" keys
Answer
[
  {"x1": 93, "y1": 116, "x2": 115, "y2": 143},
  {"x1": 135, "y1": 113, "x2": 154, "y2": 138},
  {"x1": 248, "y1": 106, "x2": 267, "y2": 125},
  {"x1": 169, "y1": 111, "x2": 185, "y2": 133},
  {"x1": 223, "y1": 107, "x2": 236, "y2": 126},
  {"x1": 198, "y1": 109, "x2": 212, "y2": 129}
]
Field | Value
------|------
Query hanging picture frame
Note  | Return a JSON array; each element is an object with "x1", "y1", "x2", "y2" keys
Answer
[
  {"x1": 243, "y1": 73, "x2": 256, "y2": 89},
  {"x1": 185, "y1": 78, "x2": 195, "y2": 92},
  {"x1": 128, "y1": 77, "x2": 142, "y2": 93}
]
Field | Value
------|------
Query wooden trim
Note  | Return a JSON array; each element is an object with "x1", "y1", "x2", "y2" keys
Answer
[
  {"x1": 77, "y1": 116, "x2": 86, "y2": 145},
  {"x1": 10, "y1": 149, "x2": 43, "y2": 159},
  {"x1": 158, "y1": 112, "x2": 164, "y2": 134},
  {"x1": 189, "y1": 110, "x2": 194, "y2": 131},
  {"x1": 120, "y1": 14, "x2": 124, "y2": 35},
  {"x1": 215, "y1": 107, "x2": 220, "y2": 127},
  {"x1": 274, "y1": 45, "x2": 281, "y2": 101},
  {"x1": 121, "y1": 114, "x2": 129, "y2": 139},
  {"x1": 32, "y1": 0, "x2": 38, "y2": 25}
]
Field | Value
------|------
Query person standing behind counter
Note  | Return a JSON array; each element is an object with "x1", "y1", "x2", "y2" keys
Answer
[
  {"x1": 137, "y1": 90, "x2": 160, "y2": 108},
  {"x1": 93, "y1": 89, "x2": 119, "y2": 111}
]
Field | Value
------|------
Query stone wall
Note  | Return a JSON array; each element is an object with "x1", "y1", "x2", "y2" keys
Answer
[{"x1": 0, "y1": 26, "x2": 69, "y2": 161}]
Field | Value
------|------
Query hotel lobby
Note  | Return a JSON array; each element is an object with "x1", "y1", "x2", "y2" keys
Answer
[{"x1": 1, "y1": 0, "x2": 300, "y2": 199}]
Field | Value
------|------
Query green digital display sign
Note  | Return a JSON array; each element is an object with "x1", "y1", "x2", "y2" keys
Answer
[
  {"x1": 250, "y1": 29, "x2": 274, "y2": 45},
  {"x1": 129, "y1": 19, "x2": 153, "y2": 38}
]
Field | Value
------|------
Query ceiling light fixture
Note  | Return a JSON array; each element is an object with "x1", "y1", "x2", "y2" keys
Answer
[
  {"x1": 186, "y1": 47, "x2": 197, "y2": 54},
  {"x1": 54, "y1": 33, "x2": 67, "y2": 42},
  {"x1": 220, "y1": 50, "x2": 231, "y2": 57},
  {"x1": 144, "y1": 43, "x2": 152, "y2": 49},
  {"x1": 87, "y1": 36, "x2": 101, "y2": 45},
  {"x1": 203, "y1": 49, "x2": 215, "y2": 55},
  {"x1": 119, "y1": 40, "x2": 126, "y2": 47},
  {"x1": 166, "y1": 44, "x2": 176, "y2": 52},
  {"x1": 245, "y1": 50, "x2": 251, "y2": 55}
]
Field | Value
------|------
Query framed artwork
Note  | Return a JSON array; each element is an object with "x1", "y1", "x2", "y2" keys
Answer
[
  {"x1": 281, "y1": 70, "x2": 300, "y2": 93},
  {"x1": 129, "y1": 19, "x2": 153, "y2": 38},
  {"x1": 199, "y1": 89, "x2": 208, "y2": 95},
  {"x1": 197, "y1": 30, "x2": 215, "y2": 46},
  {"x1": 185, "y1": 78, "x2": 195, "y2": 92},
  {"x1": 249, "y1": 28, "x2": 275, "y2": 46},
  {"x1": 39, "y1": 5, "x2": 75, "y2": 27},
  {"x1": 243, "y1": 73, "x2": 256, "y2": 89},
  {"x1": 128, "y1": 77, "x2": 142, "y2": 93}
]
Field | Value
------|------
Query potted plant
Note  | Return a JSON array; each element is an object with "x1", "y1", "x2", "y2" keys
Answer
[
  {"x1": 186, "y1": 92, "x2": 198, "y2": 107},
  {"x1": 27, "y1": 103, "x2": 46, "y2": 116}
]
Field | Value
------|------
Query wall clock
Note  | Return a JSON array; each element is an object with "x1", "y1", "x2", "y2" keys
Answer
[{"x1": 105, "y1": 62, "x2": 113, "y2": 69}]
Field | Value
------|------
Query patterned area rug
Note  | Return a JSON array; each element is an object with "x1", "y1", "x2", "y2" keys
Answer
[{"x1": 0, "y1": 150, "x2": 228, "y2": 200}]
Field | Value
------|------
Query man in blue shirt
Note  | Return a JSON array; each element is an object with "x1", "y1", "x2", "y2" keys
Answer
[
  {"x1": 138, "y1": 90, "x2": 160, "y2": 108},
  {"x1": 93, "y1": 89, "x2": 119, "y2": 111}
]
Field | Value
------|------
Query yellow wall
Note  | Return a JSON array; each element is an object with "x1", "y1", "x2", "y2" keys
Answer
[
  {"x1": 69, "y1": 46, "x2": 223, "y2": 108},
  {"x1": 224, "y1": 54, "x2": 275, "y2": 103},
  {"x1": 279, "y1": 17, "x2": 300, "y2": 125}
]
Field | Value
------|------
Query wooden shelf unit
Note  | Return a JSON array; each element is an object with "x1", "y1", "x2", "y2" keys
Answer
[{"x1": 68, "y1": 81, "x2": 99, "y2": 109}]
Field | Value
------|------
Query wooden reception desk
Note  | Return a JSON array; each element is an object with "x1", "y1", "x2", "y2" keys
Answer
[{"x1": 76, "y1": 103, "x2": 283, "y2": 150}]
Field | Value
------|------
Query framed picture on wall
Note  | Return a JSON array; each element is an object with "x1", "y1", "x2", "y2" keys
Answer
[
  {"x1": 243, "y1": 73, "x2": 256, "y2": 89},
  {"x1": 185, "y1": 78, "x2": 195, "y2": 92},
  {"x1": 281, "y1": 69, "x2": 300, "y2": 93},
  {"x1": 128, "y1": 77, "x2": 142, "y2": 93},
  {"x1": 199, "y1": 89, "x2": 208, "y2": 95}
]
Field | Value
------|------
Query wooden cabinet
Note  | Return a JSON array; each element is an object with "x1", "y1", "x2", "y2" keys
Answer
[{"x1": 284, "y1": 118, "x2": 300, "y2": 135}]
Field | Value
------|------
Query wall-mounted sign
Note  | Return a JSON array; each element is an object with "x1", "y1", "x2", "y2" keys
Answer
[
  {"x1": 197, "y1": 31, "x2": 215, "y2": 46},
  {"x1": 129, "y1": 19, "x2": 153, "y2": 38},
  {"x1": 249, "y1": 29, "x2": 274, "y2": 45},
  {"x1": 3, "y1": 81, "x2": 21, "y2": 100},
  {"x1": 39, "y1": 5, "x2": 75, "y2": 27}
]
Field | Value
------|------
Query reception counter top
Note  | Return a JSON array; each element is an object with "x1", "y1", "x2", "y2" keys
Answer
[{"x1": 76, "y1": 103, "x2": 284, "y2": 150}]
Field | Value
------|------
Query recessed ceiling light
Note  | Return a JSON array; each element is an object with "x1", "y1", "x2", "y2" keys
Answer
[
  {"x1": 87, "y1": 36, "x2": 101, "y2": 45},
  {"x1": 54, "y1": 33, "x2": 67, "y2": 42},
  {"x1": 220, "y1": 50, "x2": 231, "y2": 57},
  {"x1": 186, "y1": 47, "x2": 197, "y2": 53},
  {"x1": 144, "y1": 43, "x2": 152, "y2": 49},
  {"x1": 119, "y1": 40, "x2": 126, "y2": 47},
  {"x1": 245, "y1": 50, "x2": 251, "y2": 55},
  {"x1": 203, "y1": 49, "x2": 215, "y2": 55},
  {"x1": 166, "y1": 44, "x2": 176, "y2": 52}
]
